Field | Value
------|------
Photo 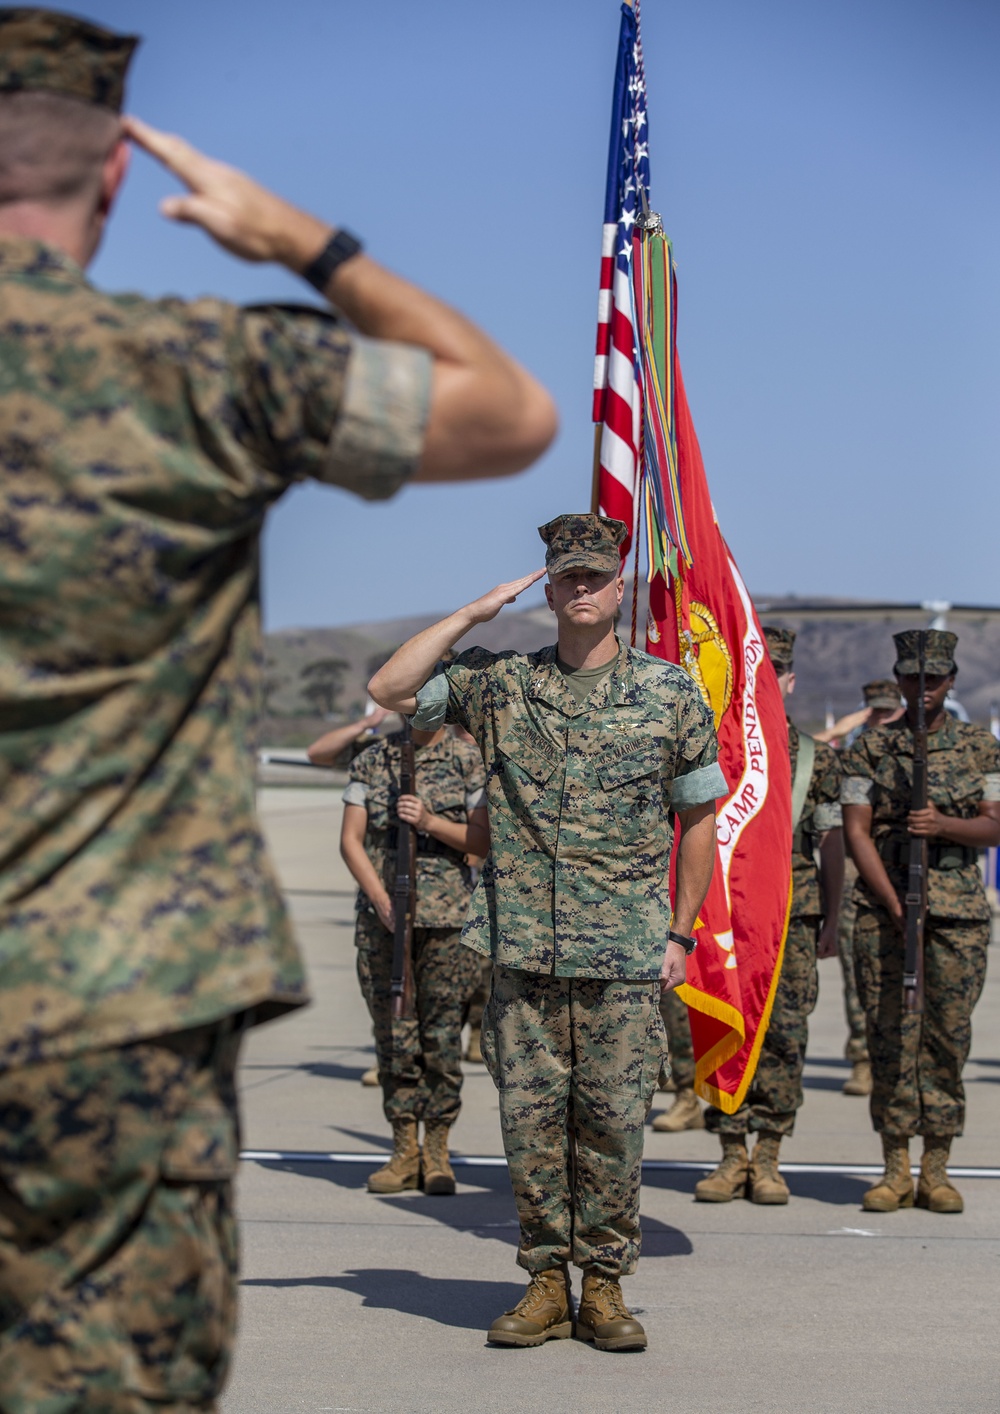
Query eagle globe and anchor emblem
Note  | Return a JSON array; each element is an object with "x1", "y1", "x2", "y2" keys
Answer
[{"x1": 647, "y1": 601, "x2": 734, "y2": 729}]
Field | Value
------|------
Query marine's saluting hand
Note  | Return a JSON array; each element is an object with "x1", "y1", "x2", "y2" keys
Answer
[
  {"x1": 465, "y1": 569, "x2": 547, "y2": 626},
  {"x1": 124, "y1": 115, "x2": 330, "y2": 271}
]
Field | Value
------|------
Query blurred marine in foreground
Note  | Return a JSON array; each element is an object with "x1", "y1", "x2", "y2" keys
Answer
[{"x1": 0, "y1": 8, "x2": 555, "y2": 1407}]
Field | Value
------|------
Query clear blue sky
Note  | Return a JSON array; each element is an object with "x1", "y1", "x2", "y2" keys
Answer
[{"x1": 86, "y1": 0, "x2": 999, "y2": 628}]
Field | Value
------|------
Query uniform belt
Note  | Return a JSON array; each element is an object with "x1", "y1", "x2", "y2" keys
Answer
[
  {"x1": 791, "y1": 828, "x2": 815, "y2": 859},
  {"x1": 383, "y1": 827, "x2": 465, "y2": 863},
  {"x1": 876, "y1": 839, "x2": 978, "y2": 870}
]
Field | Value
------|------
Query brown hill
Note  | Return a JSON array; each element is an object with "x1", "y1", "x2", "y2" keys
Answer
[{"x1": 262, "y1": 591, "x2": 1000, "y2": 745}]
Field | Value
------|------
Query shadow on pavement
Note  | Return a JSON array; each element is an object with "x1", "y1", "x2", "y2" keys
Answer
[
  {"x1": 241, "y1": 1268, "x2": 525, "y2": 1329},
  {"x1": 251, "y1": 1159, "x2": 693, "y2": 1254},
  {"x1": 641, "y1": 1164, "x2": 871, "y2": 1206}
]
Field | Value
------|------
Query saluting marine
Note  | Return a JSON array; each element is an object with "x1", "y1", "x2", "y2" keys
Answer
[
  {"x1": 340, "y1": 724, "x2": 488, "y2": 1194},
  {"x1": 842, "y1": 630, "x2": 1000, "y2": 1214},
  {"x1": 697, "y1": 626, "x2": 844, "y2": 1203},
  {"x1": 370, "y1": 513, "x2": 724, "y2": 1352}
]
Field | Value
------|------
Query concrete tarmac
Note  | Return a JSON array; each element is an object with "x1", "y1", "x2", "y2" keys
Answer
[{"x1": 222, "y1": 787, "x2": 1000, "y2": 1414}]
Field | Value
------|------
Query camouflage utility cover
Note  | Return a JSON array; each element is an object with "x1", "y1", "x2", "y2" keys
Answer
[
  {"x1": 0, "y1": 7, "x2": 137, "y2": 110},
  {"x1": 412, "y1": 643, "x2": 726, "y2": 978},
  {"x1": 789, "y1": 720, "x2": 842, "y2": 918},
  {"x1": 343, "y1": 732, "x2": 486, "y2": 929},
  {"x1": 0, "y1": 236, "x2": 431, "y2": 1068},
  {"x1": 841, "y1": 717, "x2": 1000, "y2": 920},
  {"x1": 863, "y1": 679, "x2": 901, "y2": 710},
  {"x1": 892, "y1": 629, "x2": 957, "y2": 676},
  {"x1": 538, "y1": 512, "x2": 626, "y2": 577},
  {"x1": 762, "y1": 625, "x2": 795, "y2": 672}
]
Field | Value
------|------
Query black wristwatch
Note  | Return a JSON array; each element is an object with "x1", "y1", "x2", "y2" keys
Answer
[
  {"x1": 302, "y1": 228, "x2": 363, "y2": 293},
  {"x1": 668, "y1": 929, "x2": 698, "y2": 955}
]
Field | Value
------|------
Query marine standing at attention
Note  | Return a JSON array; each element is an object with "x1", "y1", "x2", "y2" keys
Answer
[
  {"x1": 696, "y1": 626, "x2": 843, "y2": 1203},
  {"x1": 340, "y1": 724, "x2": 488, "y2": 1194},
  {"x1": 370, "y1": 513, "x2": 724, "y2": 1353},
  {"x1": 841, "y1": 630, "x2": 1000, "y2": 1214},
  {"x1": 835, "y1": 678, "x2": 903, "y2": 1097},
  {"x1": 0, "y1": 9, "x2": 556, "y2": 1407}
]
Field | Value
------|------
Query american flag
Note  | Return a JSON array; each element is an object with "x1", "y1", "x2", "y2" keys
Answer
[{"x1": 593, "y1": 1, "x2": 650, "y2": 557}]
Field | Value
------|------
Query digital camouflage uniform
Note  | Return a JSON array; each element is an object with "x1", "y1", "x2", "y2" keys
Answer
[
  {"x1": 841, "y1": 713, "x2": 1000, "y2": 1138},
  {"x1": 344, "y1": 733, "x2": 486, "y2": 1124},
  {"x1": 707, "y1": 717, "x2": 842, "y2": 1137},
  {"x1": 413, "y1": 524, "x2": 725, "y2": 1276},
  {"x1": 0, "y1": 14, "x2": 432, "y2": 1406},
  {"x1": 658, "y1": 985, "x2": 694, "y2": 1090}
]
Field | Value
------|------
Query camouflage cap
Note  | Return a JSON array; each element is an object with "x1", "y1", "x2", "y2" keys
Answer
[
  {"x1": 893, "y1": 629, "x2": 957, "y2": 677},
  {"x1": 862, "y1": 678, "x2": 901, "y2": 710},
  {"x1": 762, "y1": 625, "x2": 796, "y2": 673},
  {"x1": 538, "y1": 513, "x2": 627, "y2": 577},
  {"x1": 0, "y1": 8, "x2": 138, "y2": 111}
]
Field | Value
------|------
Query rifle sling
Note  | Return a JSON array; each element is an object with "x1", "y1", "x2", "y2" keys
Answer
[{"x1": 790, "y1": 729, "x2": 815, "y2": 833}]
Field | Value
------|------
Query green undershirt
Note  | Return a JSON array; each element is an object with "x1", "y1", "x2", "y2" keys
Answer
[{"x1": 556, "y1": 649, "x2": 620, "y2": 705}]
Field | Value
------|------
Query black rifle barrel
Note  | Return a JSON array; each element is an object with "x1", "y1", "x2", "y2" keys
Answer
[
  {"x1": 902, "y1": 632, "x2": 927, "y2": 1011},
  {"x1": 389, "y1": 720, "x2": 417, "y2": 1020}
]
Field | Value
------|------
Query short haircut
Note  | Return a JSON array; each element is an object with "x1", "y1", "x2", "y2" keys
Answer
[{"x1": 0, "y1": 90, "x2": 120, "y2": 206}]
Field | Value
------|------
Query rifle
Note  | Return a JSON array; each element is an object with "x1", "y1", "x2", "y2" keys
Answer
[
  {"x1": 903, "y1": 631, "x2": 927, "y2": 1014},
  {"x1": 390, "y1": 720, "x2": 417, "y2": 1021}
]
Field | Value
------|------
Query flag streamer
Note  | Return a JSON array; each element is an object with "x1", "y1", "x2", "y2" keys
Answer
[{"x1": 593, "y1": 1, "x2": 792, "y2": 1112}]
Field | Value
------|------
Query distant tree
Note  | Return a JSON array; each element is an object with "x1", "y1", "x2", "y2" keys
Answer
[{"x1": 300, "y1": 657, "x2": 349, "y2": 718}]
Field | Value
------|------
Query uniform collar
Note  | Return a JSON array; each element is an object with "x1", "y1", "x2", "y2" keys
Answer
[
  {"x1": 527, "y1": 640, "x2": 637, "y2": 718},
  {"x1": 0, "y1": 235, "x2": 88, "y2": 285},
  {"x1": 886, "y1": 714, "x2": 959, "y2": 752}
]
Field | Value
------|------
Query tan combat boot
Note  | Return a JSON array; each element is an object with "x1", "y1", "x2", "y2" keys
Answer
[
  {"x1": 748, "y1": 1133, "x2": 790, "y2": 1204},
  {"x1": 421, "y1": 1121, "x2": 456, "y2": 1196},
  {"x1": 843, "y1": 1060, "x2": 872, "y2": 1096},
  {"x1": 360, "y1": 1066, "x2": 380, "y2": 1087},
  {"x1": 652, "y1": 1087, "x2": 704, "y2": 1133},
  {"x1": 694, "y1": 1137, "x2": 749, "y2": 1202},
  {"x1": 916, "y1": 1136, "x2": 963, "y2": 1214},
  {"x1": 464, "y1": 1028, "x2": 484, "y2": 1064},
  {"x1": 487, "y1": 1266, "x2": 573, "y2": 1347},
  {"x1": 862, "y1": 1135, "x2": 914, "y2": 1212},
  {"x1": 576, "y1": 1270, "x2": 647, "y2": 1352},
  {"x1": 367, "y1": 1118, "x2": 420, "y2": 1194}
]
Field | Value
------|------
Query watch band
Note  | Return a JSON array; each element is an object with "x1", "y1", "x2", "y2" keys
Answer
[
  {"x1": 302, "y1": 228, "x2": 363, "y2": 293},
  {"x1": 668, "y1": 929, "x2": 698, "y2": 955}
]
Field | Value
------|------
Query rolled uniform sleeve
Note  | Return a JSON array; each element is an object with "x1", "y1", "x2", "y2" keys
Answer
[
  {"x1": 669, "y1": 688, "x2": 726, "y2": 809},
  {"x1": 841, "y1": 777, "x2": 873, "y2": 806},
  {"x1": 983, "y1": 774, "x2": 1000, "y2": 802},
  {"x1": 341, "y1": 780, "x2": 369, "y2": 808},
  {"x1": 411, "y1": 648, "x2": 499, "y2": 739},
  {"x1": 411, "y1": 672, "x2": 450, "y2": 732},
  {"x1": 235, "y1": 309, "x2": 431, "y2": 500}
]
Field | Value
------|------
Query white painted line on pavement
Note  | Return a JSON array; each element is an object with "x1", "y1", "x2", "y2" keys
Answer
[{"x1": 239, "y1": 1150, "x2": 1000, "y2": 1179}]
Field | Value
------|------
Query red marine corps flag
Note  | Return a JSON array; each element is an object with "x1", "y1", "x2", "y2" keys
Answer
[{"x1": 594, "y1": 1, "x2": 791, "y2": 1111}]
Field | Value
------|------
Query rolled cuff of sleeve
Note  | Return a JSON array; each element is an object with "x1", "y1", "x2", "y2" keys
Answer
[
  {"x1": 410, "y1": 672, "x2": 450, "y2": 731},
  {"x1": 670, "y1": 761, "x2": 727, "y2": 810},
  {"x1": 814, "y1": 803, "x2": 843, "y2": 831},
  {"x1": 325, "y1": 336, "x2": 432, "y2": 501},
  {"x1": 983, "y1": 773, "x2": 1000, "y2": 802},
  {"x1": 466, "y1": 787, "x2": 486, "y2": 812},
  {"x1": 841, "y1": 777, "x2": 873, "y2": 806},
  {"x1": 342, "y1": 781, "x2": 369, "y2": 807}
]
